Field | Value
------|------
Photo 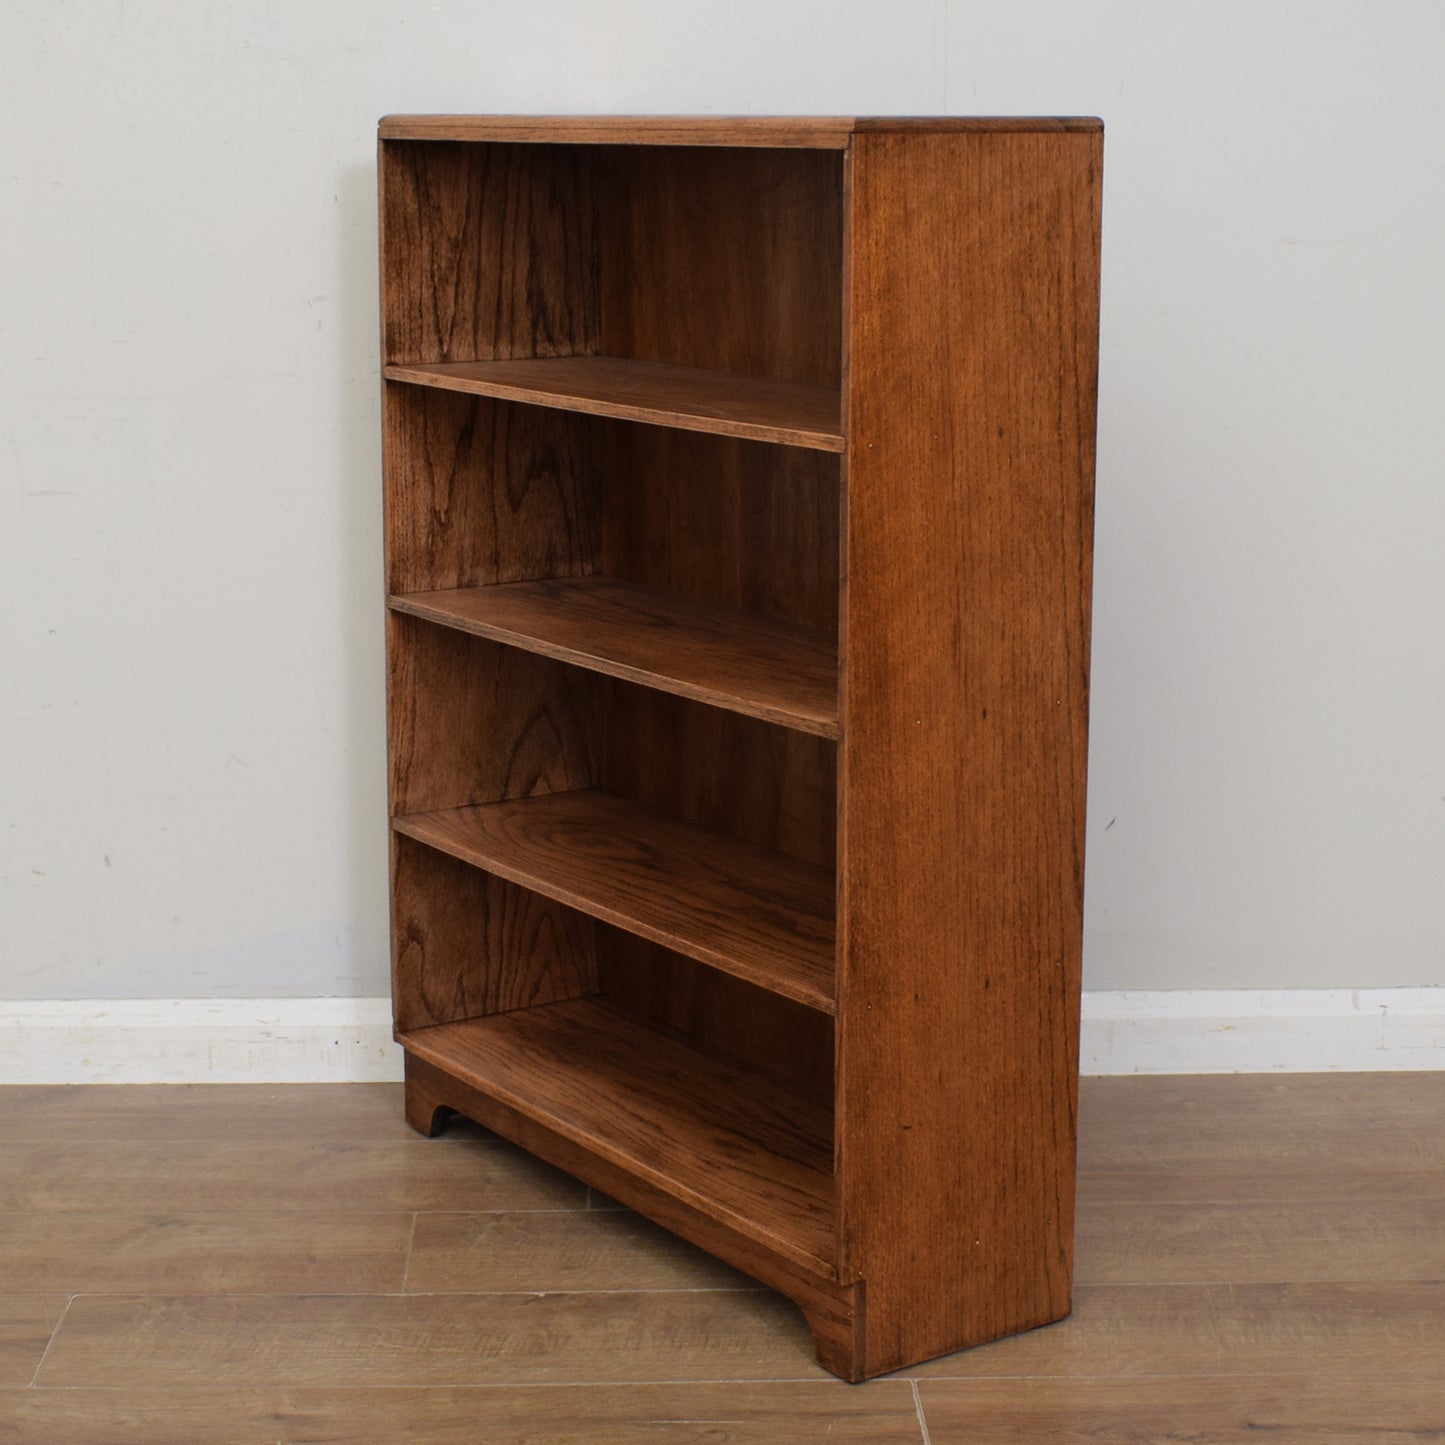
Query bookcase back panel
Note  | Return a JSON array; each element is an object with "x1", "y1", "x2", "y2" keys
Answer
[
  {"x1": 382, "y1": 138, "x2": 842, "y2": 387},
  {"x1": 388, "y1": 617, "x2": 834, "y2": 869},
  {"x1": 601, "y1": 681, "x2": 836, "y2": 870},
  {"x1": 392, "y1": 834, "x2": 599, "y2": 1031},
  {"x1": 384, "y1": 389, "x2": 837, "y2": 640},
  {"x1": 384, "y1": 386, "x2": 600, "y2": 594},
  {"x1": 597, "y1": 146, "x2": 844, "y2": 386},
  {"x1": 388, "y1": 615, "x2": 600, "y2": 815},
  {"x1": 600, "y1": 422, "x2": 840, "y2": 635},
  {"x1": 381, "y1": 140, "x2": 600, "y2": 366},
  {"x1": 598, "y1": 930, "x2": 834, "y2": 1108}
]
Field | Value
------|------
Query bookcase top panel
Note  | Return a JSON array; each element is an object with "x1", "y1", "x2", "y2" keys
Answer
[{"x1": 378, "y1": 115, "x2": 1102, "y2": 148}]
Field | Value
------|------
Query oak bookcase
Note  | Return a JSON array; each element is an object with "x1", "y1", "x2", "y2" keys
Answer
[{"x1": 378, "y1": 114, "x2": 1102, "y2": 1381}]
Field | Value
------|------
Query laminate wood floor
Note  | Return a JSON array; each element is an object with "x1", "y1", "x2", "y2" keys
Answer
[{"x1": 1, "y1": 1073, "x2": 1441, "y2": 1442}]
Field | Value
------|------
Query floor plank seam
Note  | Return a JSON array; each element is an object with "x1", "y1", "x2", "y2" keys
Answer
[
  {"x1": 27, "y1": 1293, "x2": 74, "y2": 1388},
  {"x1": 400, "y1": 1211, "x2": 418, "y2": 1292},
  {"x1": 385, "y1": 1286, "x2": 772, "y2": 1297},
  {"x1": 910, "y1": 1379, "x2": 933, "y2": 1443},
  {"x1": 21, "y1": 1380, "x2": 851, "y2": 1391}
]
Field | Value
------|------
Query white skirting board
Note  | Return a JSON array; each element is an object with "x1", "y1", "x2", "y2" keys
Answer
[
  {"x1": 1081, "y1": 988, "x2": 1445, "y2": 1075},
  {"x1": 1, "y1": 990, "x2": 1442, "y2": 1084},
  {"x1": 0, "y1": 998, "x2": 403, "y2": 1085}
]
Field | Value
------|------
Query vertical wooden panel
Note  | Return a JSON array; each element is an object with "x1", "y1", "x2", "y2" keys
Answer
[
  {"x1": 387, "y1": 616, "x2": 598, "y2": 816},
  {"x1": 600, "y1": 681, "x2": 836, "y2": 869},
  {"x1": 600, "y1": 422, "x2": 840, "y2": 634},
  {"x1": 392, "y1": 837, "x2": 597, "y2": 1032},
  {"x1": 383, "y1": 387, "x2": 599, "y2": 595},
  {"x1": 597, "y1": 931, "x2": 834, "y2": 1108},
  {"x1": 598, "y1": 147, "x2": 844, "y2": 385},
  {"x1": 380, "y1": 141, "x2": 599, "y2": 366},
  {"x1": 837, "y1": 130, "x2": 1102, "y2": 1374}
]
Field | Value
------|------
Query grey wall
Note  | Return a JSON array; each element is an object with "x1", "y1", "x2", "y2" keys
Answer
[{"x1": 3, "y1": 0, "x2": 1441, "y2": 998}]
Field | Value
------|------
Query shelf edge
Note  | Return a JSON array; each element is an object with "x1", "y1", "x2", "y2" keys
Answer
[{"x1": 387, "y1": 588, "x2": 842, "y2": 741}]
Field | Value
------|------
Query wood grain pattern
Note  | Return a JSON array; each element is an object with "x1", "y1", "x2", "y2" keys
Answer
[
  {"x1": 598, "y1": 146, "x2": 842, "y2": 387},
  {"x1": 379, "y1": 114, "x2": 1103, "y2": 144},
  {"x1": 1076, "y1": 1198, "x2": 1445, "y2": 1283},
  {"x1": 0, "y1": 1083, "x2": 442, "y2": 1144},
  {"x1": 1079, "y1": 1071, "x2": 1445, "y2": 1202},
  {"x1": 379, "y1": 116, "x2": 1104, "y2": 1382},
  {"x1": 917, "y1": 1375, "x2": 1445, "y2": 1444},
  {"x1": 0, "y1": 1139, "x2": 582, "y2": 1213},
  {"x1": 37, "y1": 1290, "x2": 824, "y2": 1387},
  {"x1": 600, "y1": 423, "x2": 841, "y2": 634},
  {"x1": 0, "y1": 1382, "x2": 927, "y2": 1443},
  {"x1": 390, "y1": 577, "x2": 839, "y2": 737},
  {"x1": 601, "y1": 682, "x2": 837, "y2": 868},
  {"x1": 835, "y1": 129, "x2": 1102, "y2": 1375},
  {"x1": 406, "y1": 1209, "x2": 755, "y2": 1292},
  {"x1": 599, "y1": 933, "x2": 835, "y2": 1109},
  {"x1": 909, "y1": 1281, "x2": 1445, "y2": 1379},
  {"x1": 379, "y1": 114, "x2": 866, "y2": 147},
  {"x1": 393, "y1": 790, "x2": 836, "y2": 1013},
  {"x1": 402, "y1": 1052, "x2": 862, "y2": 1374},
  {"x1": 383, "y1": 386, "x2": 598, "y2": 595},
  {"x1": 0, "y1": 1213, "x2": 410, "y2": 1294},
  {"x1": 401, "y1": 1000, "x2": 836, "y2": 1272},
  {"x1": 384, "y1": 359, "x2": 843, "y2": 451},
  {"x1": 10, "y1": 1074, "x2": 1445, "y2": 1435},
  {"x1": 380, "y1": 141, "x2": 598, "y2": 366},
  {"x1": 387, "y1": 616, "x2": 598, "y2": 816},
  {"x1": 391, "y1": 835, "x2": 597, "y2": 1032}
]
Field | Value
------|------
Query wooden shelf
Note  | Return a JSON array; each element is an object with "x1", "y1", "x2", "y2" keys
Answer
[
  {"x1": 390, "y1": 578, "x2": 839, "y2": 740},
  {"x1": 400, "y1": 998, "x2": 836, "y2": 1273},
  {"x1": 383, "y1": 357, "x2": 843, "y2": 452},
  {"x1": 394, "y1": 790, "x2": 836, "y2": 1014}
]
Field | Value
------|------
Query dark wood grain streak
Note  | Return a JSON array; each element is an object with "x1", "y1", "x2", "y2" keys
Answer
[
  {"x1": 400, "y1": 1001, "x2": 836, "y2": 1272},
  {"x1": 393, "y1": 790, "x2": 835, "y2": 1014},
  {"x1": 384, "y1": 359, "x2": 843, "y2": 451},
  {"x1": 390, "y1": 577, "x2": 838, "y2": 738},
  {"x1": 835, "y1": 129, "x2": 1102, "y2": 1375}
]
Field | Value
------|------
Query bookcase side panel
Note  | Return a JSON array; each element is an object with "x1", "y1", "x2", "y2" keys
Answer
[{"x1": 836, "y1": 129, "x2": 1102, "y2": 1374}]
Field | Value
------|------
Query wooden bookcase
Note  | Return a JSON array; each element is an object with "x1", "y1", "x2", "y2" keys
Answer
[{"x1": 378, "y1": 114, "x2": 1102, "y2": 1381}]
